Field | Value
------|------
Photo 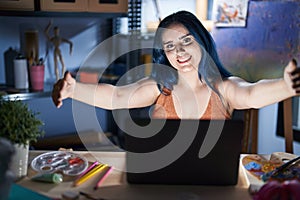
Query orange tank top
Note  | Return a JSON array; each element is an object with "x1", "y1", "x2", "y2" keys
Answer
[{"x1": 151, "y1": 89, "x2": 230, "y2": 119}]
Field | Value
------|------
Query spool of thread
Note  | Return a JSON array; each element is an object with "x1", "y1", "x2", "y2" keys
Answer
[
  {"x1": 13, "y1": 55, "x2": 28, "y2": 89},
  {"x1": 31, "y1": 173, "x2": 63, "y2": 184}
]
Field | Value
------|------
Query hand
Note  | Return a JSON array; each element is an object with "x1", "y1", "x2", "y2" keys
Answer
[
  {"x1": 52, "y1": 72, "x2": 76, "y2": 108},
  {"x1": 284, "y1": 59, "x2": 300, "y2": 96}
]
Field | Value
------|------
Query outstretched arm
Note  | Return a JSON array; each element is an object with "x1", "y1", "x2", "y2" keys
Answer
[
  {"x1": 223, "y1": 59, "x2": 300, "y2": 110},
  {"x1": 52, "y1": 72, "x2": 160, "y2": 109}
]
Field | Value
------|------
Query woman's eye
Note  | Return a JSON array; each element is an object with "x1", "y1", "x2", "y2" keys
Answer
[
  {"x1": 164, "y1": 43, "x2": 175, "y2": 51},
  {"x1": 182, "y1": 37, "x2": 192, "y2": 45}
]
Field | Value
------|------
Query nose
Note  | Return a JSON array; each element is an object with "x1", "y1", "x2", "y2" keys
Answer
[{"x1": 175, "y1": 44, "x2": 185, "y2": 55}]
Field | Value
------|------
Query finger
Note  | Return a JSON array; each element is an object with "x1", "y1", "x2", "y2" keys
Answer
[
  {"x1": 291, "y1": 67, "x2": 300, "y2": 77},
  {"x1": 293, "y1": 82, "x2": 300, "y2": 89},
  {"x1": 53, "y1": 94, "x2": 63, "y2": 108},
  {"x1": 53, "y1": 79, "x2": 63, "y2": 91},
  {"x1": 52, "y1": 93, "x2": 60, "y2": 107},
  {"x1": 63, "y1": 71, "x2": 69, "y2": 79},
  {"x1": 51, "y1": 88, "x2": 60, "y2": 107},
  {"x1": 64, "y1": 71, "x2": 74, "y2": 84},
  {"x1": 52, "y1": 81, "x2": 64, "y2": 107},
  {"x1": 292, "y1": 76, "x2": 300, "y2": 83},
  {"x1": 56, "y1": 101, "x2": 63, "y2": 108},
  {"x1": 292, "y1": 58, "x2": 298, "y2": 66}
]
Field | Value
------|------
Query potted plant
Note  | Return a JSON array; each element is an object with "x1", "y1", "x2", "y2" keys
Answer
[{"x1": 0, "y1": 95, "x2": 44, "y2": 178}]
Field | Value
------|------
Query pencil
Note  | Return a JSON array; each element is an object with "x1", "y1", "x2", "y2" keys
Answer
[
  {"x1": 75, "y1": 161, "x2": 99, "y2": 180},
  {"x1": 93, "y1": 166, "x2": 113, "y2": 190},
  {"x1": 73, "y1": 164, "x2": 106, "y2": 186}
]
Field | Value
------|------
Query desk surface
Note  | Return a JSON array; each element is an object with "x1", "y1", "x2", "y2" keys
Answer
[{"x1": 17, "y1": 151, "x2": 252, "y2": 200}]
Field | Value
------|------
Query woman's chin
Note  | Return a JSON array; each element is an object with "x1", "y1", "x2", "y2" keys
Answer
[{"x1": 178, "y1": 65, "x2": 194, "y2": 73}]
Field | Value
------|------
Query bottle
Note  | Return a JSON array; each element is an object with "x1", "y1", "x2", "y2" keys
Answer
[
  {"x1": 13, "y1": 54, "x2": 29, "y2": 89},
  {"x1": 4, "y1": 47, "x2": 19, "y2": 87}
]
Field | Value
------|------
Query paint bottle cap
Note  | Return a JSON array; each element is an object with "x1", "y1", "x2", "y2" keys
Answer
[{"x1": 52, "y1": 173, "x2": 63, "y2": 184}]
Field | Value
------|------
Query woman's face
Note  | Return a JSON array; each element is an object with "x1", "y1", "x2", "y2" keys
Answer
[{"x1": 161, "y1": 23, "x2": 201, "y2": 73}]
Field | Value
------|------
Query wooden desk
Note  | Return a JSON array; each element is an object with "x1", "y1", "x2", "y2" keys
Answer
[{"x1": 17, "y1": 151, "x2": 252, "y2": 200}]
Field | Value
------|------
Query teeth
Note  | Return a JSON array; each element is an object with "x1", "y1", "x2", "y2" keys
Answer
[{"x1": 178, "y1": 56, "x2": 191, "y2": 63}]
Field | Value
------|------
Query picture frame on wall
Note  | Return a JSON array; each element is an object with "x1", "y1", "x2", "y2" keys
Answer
[{"x1": 212, "y1": 0, "x2": 249, "y2": 27}]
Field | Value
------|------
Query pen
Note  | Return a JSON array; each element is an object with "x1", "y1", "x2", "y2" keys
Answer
[
  {"x1": 73, "y1": 164, "x2": 106, "y2": 186},
  {"x1": 93, "y1": 166, "x2": 113, "y2": 190}
]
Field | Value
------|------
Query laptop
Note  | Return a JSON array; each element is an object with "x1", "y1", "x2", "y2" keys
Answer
[{"x1": 124, "y1": 119, "x2": 244, "y2": 185}]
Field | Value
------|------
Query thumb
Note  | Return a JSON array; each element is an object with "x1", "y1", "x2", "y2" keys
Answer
[
  {"x1": 64, "y1": 71, "x2": 73, "y2": 82},
  {"x1": 285, "y1": 59, "x2": 297, "y2": 74}
]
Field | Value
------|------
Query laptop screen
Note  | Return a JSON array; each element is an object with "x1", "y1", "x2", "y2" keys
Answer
[{"x1": 124, "y1": 119, "x2": 244, "y2": 185}]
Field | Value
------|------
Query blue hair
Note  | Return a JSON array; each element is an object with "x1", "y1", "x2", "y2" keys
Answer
[{"x1": 150, "y1": 10, "x2": 231, "y2": 94}]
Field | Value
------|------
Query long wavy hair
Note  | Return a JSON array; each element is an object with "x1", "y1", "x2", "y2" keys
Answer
[{"x1": 150, "y1": 10, "x2": 231, "y2": 111}]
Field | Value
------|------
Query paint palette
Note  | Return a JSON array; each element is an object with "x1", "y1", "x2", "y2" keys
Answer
[
  {"x1": 242, "y1": 155, "x2": 282, "y2": 180},
  {"x1": 31, "y1": 151, "x2": 89, "y2": 176},
  {"x1": 242, "y1": 152, "x2": 300, "y2": 181}
]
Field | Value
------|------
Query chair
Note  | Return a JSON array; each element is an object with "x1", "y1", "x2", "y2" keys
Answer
[
  {"x1": 239, "y1": 109, "x2": 259, "y2": 154},
  {"x1": 283, "y1": 98, "x2": 294, "y2": 153},
  {"x1": 240, "y1": 98, "x2": 294, "y2": 154}
]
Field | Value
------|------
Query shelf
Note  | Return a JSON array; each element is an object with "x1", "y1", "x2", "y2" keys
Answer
[
  {"x1": 1, "y1": 82, "x2": 53, "y2": 101},
  {"x1": 4, "y1": 91, "x2": 51, "y2": 101},
  {"x1": 0, "y1": 10, "x2": 127, "y2": 18}
]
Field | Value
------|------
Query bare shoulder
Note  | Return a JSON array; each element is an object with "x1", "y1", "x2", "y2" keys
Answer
[
  {"x1": 222, "y1": 76, "x2": 251, "y2": 88},
  {"x1": 128, "y1": 77, "x2": 161, "y2": 95},
  {"x1": 122, "y1": 77, "x2": 161, "y2": 107},
  {"x1": 219, "y1": 76, "x2": 252, "y2": 100},
  {"x1": 135, "y1": 77, "x2": 159, "y2": 88},
  {"x1": 220, "y1": 76, "x2": 253, "y2": 110}
]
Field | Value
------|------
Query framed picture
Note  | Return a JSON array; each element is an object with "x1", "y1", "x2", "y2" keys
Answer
[{"x1": 212, "y1": 0, "x2": 249, "y2": 27}]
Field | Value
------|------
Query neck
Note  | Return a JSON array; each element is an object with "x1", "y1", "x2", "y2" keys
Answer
[{"x1": 177, "y1": 70, "x2": 204, "y2": 90}]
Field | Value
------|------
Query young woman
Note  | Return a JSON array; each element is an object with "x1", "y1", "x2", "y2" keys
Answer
[{"x1": 52, "y1": 11, "x2": 299, "y2": 119}]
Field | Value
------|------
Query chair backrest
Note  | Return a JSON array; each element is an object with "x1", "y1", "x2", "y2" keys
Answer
[
  {"x1": 283, "y1": 98, "x2": 294, "y2": 153},
  {"x1": 238, "y1": 109, "x2": 259, "y2": 154}
]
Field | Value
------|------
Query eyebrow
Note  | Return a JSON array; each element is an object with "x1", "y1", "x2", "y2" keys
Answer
[{"x1": 163, "y1": 33, "x2": 192, "y2": 45}]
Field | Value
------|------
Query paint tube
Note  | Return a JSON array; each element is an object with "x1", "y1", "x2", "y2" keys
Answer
[{"x1": 31, "y1": 173, "x2": 63, "y2": 184}]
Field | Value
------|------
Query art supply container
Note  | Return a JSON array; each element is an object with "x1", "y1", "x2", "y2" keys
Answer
[
  {"x1": 30, "y1": 65, "x2": 44, "y2": 91},
  {"x1": 13, "y1": 55, "x2": 28, "y2": 89}
]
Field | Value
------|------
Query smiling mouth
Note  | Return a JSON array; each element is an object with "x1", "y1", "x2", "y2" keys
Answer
[{"x1": 177, "y1": 56, "x2": 192, "y2": 64}]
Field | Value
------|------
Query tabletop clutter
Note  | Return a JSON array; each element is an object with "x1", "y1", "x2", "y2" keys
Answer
[
  {"x1": 242, "y1": 152, "x2": 300, "y2": 199},
  {"x1": 19, "y1": 150, "x2": 300, "y2": 199},
  {"x1": 29, "y1": 151, "x2": 113, "y2": 189},
  {"x1": 242, "y1": 152, "x2": 300, "y2": 182}
]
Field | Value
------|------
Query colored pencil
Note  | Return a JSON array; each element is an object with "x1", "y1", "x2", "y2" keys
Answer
[
  {"x1": 93, "y1": 166, "x2": 113, "y2": 190},
  {"x1": 73, "y1": 164, "x2": 106, "y2": 186},
  {"x1": 75, "y1": 161, "x2": 99, "y2": 180}
]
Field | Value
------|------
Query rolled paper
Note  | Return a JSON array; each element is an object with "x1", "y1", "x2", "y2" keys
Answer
[{"x1": 31, "y1": 173, "x2": 63, "y2": 184}]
